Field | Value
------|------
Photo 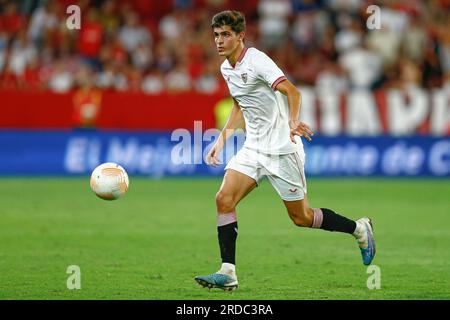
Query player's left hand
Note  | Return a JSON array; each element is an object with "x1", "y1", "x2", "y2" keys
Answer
[{"x1": 289, "y1": 120, "x2": 314, "y2": 142}]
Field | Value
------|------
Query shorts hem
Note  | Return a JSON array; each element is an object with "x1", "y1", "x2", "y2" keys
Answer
[
  {"x1": 280, "y1": 195, "x2": 305, "y2": 201},
  {"x1": 224, "y1": 167, "x2": 260, "y2": 186}
]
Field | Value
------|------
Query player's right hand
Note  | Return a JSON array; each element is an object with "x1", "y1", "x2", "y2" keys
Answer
[{"x1": 205, "y1": 144, "x2": 223, "y2": 167}]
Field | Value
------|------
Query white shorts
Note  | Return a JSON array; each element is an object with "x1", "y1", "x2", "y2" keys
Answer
[{"x1": 225, "y1": 147, "x2": 307, "y2": 201}]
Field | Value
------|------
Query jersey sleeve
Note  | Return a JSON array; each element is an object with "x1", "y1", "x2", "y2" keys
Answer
[{"x1": 253, "y1": 51, "x2": 287, "y2": 91}]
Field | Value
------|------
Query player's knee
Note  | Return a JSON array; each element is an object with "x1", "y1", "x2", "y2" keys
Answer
[{"x1": 215, "y1": 191, "x2": 235, "y2": 213}]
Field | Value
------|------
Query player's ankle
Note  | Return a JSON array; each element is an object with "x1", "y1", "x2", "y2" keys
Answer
[
  {"x1": 219, "y1": 262, "x2": 236, "y2": 277},
  {"x1": 352, "y1": 221, "x2": 364, "y2": 238}
]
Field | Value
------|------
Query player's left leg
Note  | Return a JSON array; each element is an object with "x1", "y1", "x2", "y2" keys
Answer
[
  {"x1": 283, "y1": 198, "x2": 376, "y2": 265},
  {"x1": 264, "y1": 151, "x2": 375, "y2": 265}
]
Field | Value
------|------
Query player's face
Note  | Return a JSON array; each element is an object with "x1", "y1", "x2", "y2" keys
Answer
[{"x1": 213, "y1": 26, "x2": 243, "y2": 57}]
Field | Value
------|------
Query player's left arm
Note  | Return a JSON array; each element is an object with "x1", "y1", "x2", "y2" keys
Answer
[{"x1": 276, "y1": 80, "x2": 314, "y2": 142}]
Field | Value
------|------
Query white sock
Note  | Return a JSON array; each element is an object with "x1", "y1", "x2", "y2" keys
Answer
[
  {"x1": 353, "y1": 221, "x2": 369, "y2": 248},
  {"x1": 219, "y1": 263, "x2": 236, "y2": 277},
  {"x1": 353, "y1": 221, "x2": 364, "y2": 238}
]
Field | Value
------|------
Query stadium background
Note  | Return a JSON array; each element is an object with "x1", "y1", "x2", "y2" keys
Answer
[{"x1": 0, "y1": 0, "x2": 449, "y2": 300}]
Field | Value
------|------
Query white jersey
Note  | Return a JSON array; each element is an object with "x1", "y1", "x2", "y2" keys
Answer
[{"x1": 221, "y1": 47, "x2": 303, "y2": 155}]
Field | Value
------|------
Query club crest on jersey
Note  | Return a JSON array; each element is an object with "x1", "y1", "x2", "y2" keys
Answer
[{"x1": 241, "y1": 73, "x2": 247, "y2": 83}]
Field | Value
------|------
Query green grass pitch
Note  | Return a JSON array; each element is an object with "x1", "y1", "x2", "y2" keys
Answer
[{"x1": 0, "y1": 177, "x2": 449, "y2": 300}]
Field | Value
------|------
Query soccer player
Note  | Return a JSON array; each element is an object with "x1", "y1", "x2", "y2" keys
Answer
[{"x1": 194, "y1": 11, "x2": 375, "y2": 291}]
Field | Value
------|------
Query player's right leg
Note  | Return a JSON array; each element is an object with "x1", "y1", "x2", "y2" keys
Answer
[{"x1": 195, "y1": 168, "x2": 257, "y2": 291}]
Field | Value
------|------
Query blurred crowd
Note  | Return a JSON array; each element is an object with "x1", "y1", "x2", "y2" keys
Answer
[{"x1": 0, "y1": 0, "x2": 450, "y2": 94}]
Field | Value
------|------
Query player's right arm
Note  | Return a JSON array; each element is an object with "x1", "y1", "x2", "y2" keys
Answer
[{"x1": 205, "y1": 98, "x2": 244, "y2": 166}]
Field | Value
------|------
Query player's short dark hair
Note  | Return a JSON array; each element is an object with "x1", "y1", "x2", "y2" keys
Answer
[{"x1": 211, "y1": 10, "x2": 246, "y2": 34}]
